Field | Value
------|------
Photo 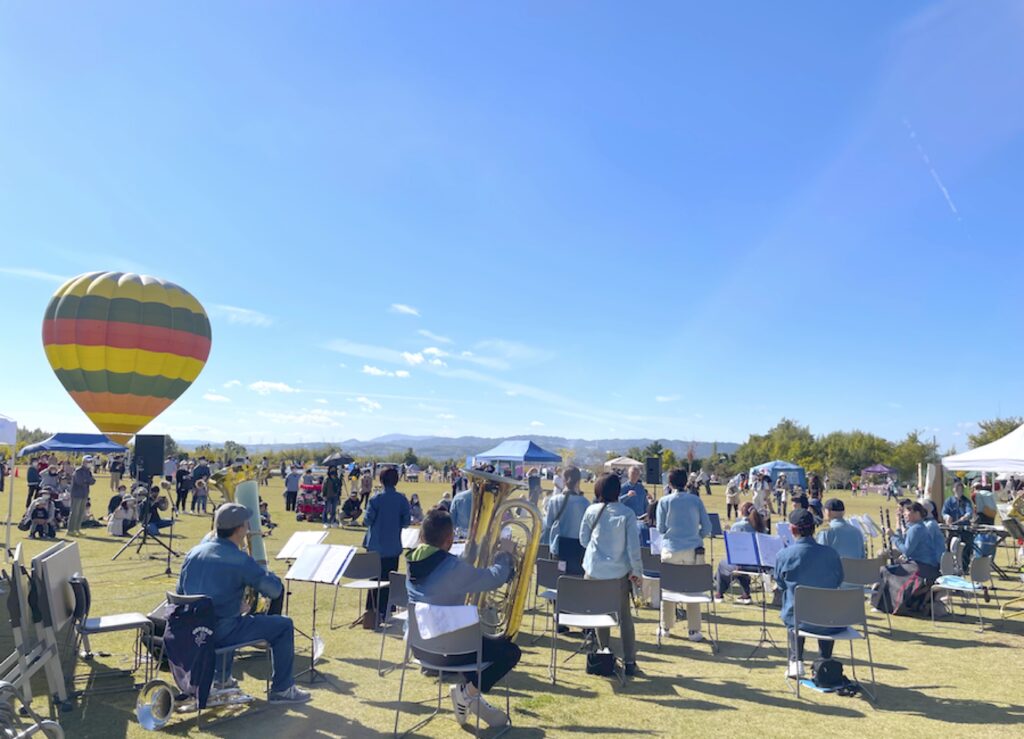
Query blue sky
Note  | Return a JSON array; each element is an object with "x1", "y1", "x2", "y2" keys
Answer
[{"x1": 2, "y1": 2, "x2": 1022, "y2": 450}]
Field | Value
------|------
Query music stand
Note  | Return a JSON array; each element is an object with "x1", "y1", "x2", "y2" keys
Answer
[
  {"x1": 275, "y1": 531, "x2": 328, "y2": 617},
  {"x1": 708, "y1": 513, "x2": 723, "y2": 564},
  {"x1": 286, "y1": 544, "x2": 355, "y2": 686},
  {"x1": 724, "y1": 532, "x2": 784, "y2": 660}
]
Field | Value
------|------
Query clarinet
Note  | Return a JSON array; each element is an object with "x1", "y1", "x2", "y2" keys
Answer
[{"x1": 884, "y1": 508, "x2": 894, "y2": 564}]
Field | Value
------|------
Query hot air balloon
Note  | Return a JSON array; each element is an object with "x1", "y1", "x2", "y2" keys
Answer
[{"x1": 41, "y1": 272, "x2": 212, "y2": 444}]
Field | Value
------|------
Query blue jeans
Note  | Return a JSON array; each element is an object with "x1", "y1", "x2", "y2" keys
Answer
[
  {"x1": 214, "y1": 615, "x2": 295, "y2": 693},
  {"x1": 323, "y1": 498, "x2": 338, "y2": 524},
  {"x1": 146, "y1": 519, "x2": 173, "y2": 536}
]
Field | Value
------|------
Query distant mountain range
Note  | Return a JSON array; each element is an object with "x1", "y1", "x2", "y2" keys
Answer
[{"x1": 177, "y1": 434, "x2": 739, "y2": 465}]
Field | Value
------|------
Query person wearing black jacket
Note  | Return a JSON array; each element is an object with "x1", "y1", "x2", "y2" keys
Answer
[{"x1": 322, "y1": 466, "x2": 343, "y2": 528}]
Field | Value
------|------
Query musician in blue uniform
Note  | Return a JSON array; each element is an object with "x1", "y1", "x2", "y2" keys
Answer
[
  {"x1": 773, "y1": 509, "x2": 845, "y2": 678},
  {"x1": 815, "y1": 498, "x2": 865, "y2": 560},
  {"x1": 178, "y1": 503, "x2": 309, "y2": 703}
]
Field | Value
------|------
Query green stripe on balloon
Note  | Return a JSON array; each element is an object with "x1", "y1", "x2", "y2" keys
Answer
[
  {"x1": 48, "y1": 295, "x2": 211, "y2": 338},
  {"x1": 54, "y1": 368, "x2": 194, "y2": 400}
]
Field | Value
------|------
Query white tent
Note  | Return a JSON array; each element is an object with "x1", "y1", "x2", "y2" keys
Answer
[
  {"x1": 942, "y1": 423, "x2": 1024, "y2": 472},
  {"x1": 604, "y1": 456, "x2": 644, "y2": 469}
]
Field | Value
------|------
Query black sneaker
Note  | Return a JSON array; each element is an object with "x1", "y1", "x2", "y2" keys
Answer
[{"x1": 624, "y1": 662, "x2": 641, "y2": 677}]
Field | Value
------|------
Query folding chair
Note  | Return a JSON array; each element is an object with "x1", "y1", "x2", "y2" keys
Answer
[
  {"x1": 378, "y1": 572, "x2": 409, "y2": 676},
  {"x1": 939, "y1": 551, "x2": 957, "y2": 576},
  {"x1": 330, "y1": 551, "x2": 388, "y2": 629},
  {"x1": 550, "y1": 577, "x2": 622, "y2": 685},
  {"x1": 931, "y1": 555, "x2": 999, "y2": 631},
  {"x1": 67, "y1": 576, "x2": 154, "y2": 692},
  {"x1": 789, "y1": 585, "x2": 875, "y2": 701},
  {"x1": 640, "y1": 548, "x2": 661, "y2": 608},
  {"x1": 529, "y1": 559, "x2": 560, "y2": 642},
  {"x1": 840, "y1": 556, "x2": 892, "y2": 635},
  {"x1": 392, "y1": 608, "x2": 509, "y2": 739},
  {"x1": 658, "y1": 563, "x2": 718, "y2": 651}
]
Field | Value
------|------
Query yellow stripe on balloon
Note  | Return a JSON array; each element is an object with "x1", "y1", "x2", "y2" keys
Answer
[
  {"x1": 44, "y1": 344, "x2": 206, "y2": 382},
  {"x1": 88, "y1": 413, "x2": 155, "y2": 432}
]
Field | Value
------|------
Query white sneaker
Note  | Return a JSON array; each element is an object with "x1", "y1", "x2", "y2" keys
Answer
[
  {"x1": 469, "y1": 692, "x2": 509, "y2": 728},
  {"x1": 449, "y1": 684, "x2": 469, "y2": 725},
  {"x1": 736, "y1": 597, "x2": 753, "y2": 605},
  {"x1": 688, "y1": 631, "x2": 704, "y2": 643},
  {"x1": 323, "y1": 523, "x2": 330, "y2": 529},
  {"x1": 656, "y1": 626, "x2": 670, "y2": 640},
  {"x1": 269, "y1": 684, "x2": 312, "y2": 703},
  {"x1": 787, "y1": 660, "x2": 803, "y2": 678},
  {"x1": 713, "y1": 596, "x2": 724, "y2": 604}
]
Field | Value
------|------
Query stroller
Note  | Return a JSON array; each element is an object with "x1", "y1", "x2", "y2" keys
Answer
[{"x1": 296, "y1": 482, "x2": 324, "y2": 522}]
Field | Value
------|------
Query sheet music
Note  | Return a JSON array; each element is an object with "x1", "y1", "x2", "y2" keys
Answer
[
  {"x1": 775, "y1": 523, "x2": 796, "y2": 547},
  {"x1": 848, "y1": 516, "x2": 865, "y2": 535},
  {"x1": 724, "y1": 531, "x2": 760, "y2": 567},
  {"x1": 861, "y1": 514, "x2": 881, "y2": 537},
  {"x1": 649, "y1": 528, "x2": 663, "y2": 555},
  {"x1": 755, "y1": 534, "x2": 784, "y2": 568},
  {"x1": 287, "y1": 544, "x2": 356, "y2": 584},
  {"x1": 401, "y1": 527, "x2": 422, "y2": 550},
  {"x1": 277, "y1": 531, "x2": 329, "y2": 560},
  {"x1": 450, "y1": 542, "x2": 467, "y2": 557}
]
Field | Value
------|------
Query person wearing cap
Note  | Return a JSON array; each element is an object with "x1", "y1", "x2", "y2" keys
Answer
[
  {"x1": 177, "y1": 502, "x2": 310, "y2": 703},
  {"x1": 943, "y1": 481, "x2": 974, "y2": 569},
  {"x1": 67, "y1": 456, "x2": 96, "y2": 535},
  {"x1": 816, "y1": 499, "x2": 865, "y2": 560},
  {"x1": 773, "y1": 508, "x2": 845, "y2": 678}
]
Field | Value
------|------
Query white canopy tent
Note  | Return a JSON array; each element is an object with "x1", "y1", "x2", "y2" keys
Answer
[
  {"x1": 604, "y1": 456, "x2": 643, "y2": 469},
  {"x1": 942, "y1": 423, "x2": 1024, "y2": 472}
]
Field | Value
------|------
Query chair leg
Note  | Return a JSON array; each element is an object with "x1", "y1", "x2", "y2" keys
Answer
[
  {"x1": 973, "y1": 591, "x2": 985, "y2": 632},
  {"x1": 378, "y1": 617, "x2": 388, "y2": 677},
  {"x1": 550, "y1": 615, "x2": 558, "y2": 684},
  {"x1": 864, "y1": 628, "x2": 876, "y2": 696},
  {"x1": 393, "y1": 645, "x2": 409, "y2": 738}
]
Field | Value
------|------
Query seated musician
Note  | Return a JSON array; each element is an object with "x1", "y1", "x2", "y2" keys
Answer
[
  {"x1": 871, "y1": 501, "x2": 942, "y2": 616},
  {"x1": 943, "y1": 482, "x2": 975, "y2": 570},
  {"x1": 405, "y1": 508, "x2": 520, "y2": 729},
  {"x1": 715, "y1": 501, "x2": 765, "y2": 604},
  {"x1": 815, "y1": 498, "x2": 865, "y2": 560},
  {"x1": 774, "y1": 509, "x2": 845, "y2": 678},
  {"x1": 177, "y1": 503, "x2": 310, "y2": 703},
  {"x1": 971, "y1": 482, "x2": 998, "y2": 526}
]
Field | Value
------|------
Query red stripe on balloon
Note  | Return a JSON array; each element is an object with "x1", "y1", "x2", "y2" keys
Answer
[{"x1": 42, "y1": 319, "x2": 212, "y2": 361}]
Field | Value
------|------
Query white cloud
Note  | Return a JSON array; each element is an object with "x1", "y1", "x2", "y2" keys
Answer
[
  {"x1": 402, "y1": 352, "x2": 424, "y2": 365},
  {"x1": 248, "y1": 380, "x2": 300, "y2": 395},
  {"x1": 461, "y1": 351, "x2": 474, "y2": 357},
  {"x1": 314, "y1": 398, "x2": 328, "y2": 404},
  {"x1": 211, "y1": 304, "x2": 273, "y2": 327},
  {"x1": 423, "y1": 347, "x2": 449, "y2": 357},
  {"x1": 428, "y1": 358, "x2": 447, "y2": 367},
  {"x1": 338, "y1": 363, "x2": 347, "y2": 369},
  {"x1": 530, "y1": 420, "x2": 545, "y2": 427},
  {"x1": 655, "y1": 395, "x2": 680, "y2": 403},
  {"x1": 475, "y1": 339, "x2": 553, "y2": 363},
  {"x1": 0, "y1": 267, "x2": 68, "y2": 283},
  {"x1": 437, "y1": 413, "x2": 456, "y2": 420},
  {"x1": 355, "y1": 397, "x2": 382, "y2": 412},
  {"x1": 418, "y1": 329, "x2": 452, "y2": 344},
  {"x1": 223, "y1": 380, "x2": 242, "y2": 389},
  {"x1": 390, "y1": 303, "x2": 420, "y2": 317},
  {"x1": 362, "y1": 365, "x2": 389, "y2": 377},
  {"x1": 202, "y1": 392, "x2": 231, "y2": 403},
  {"x1": 394, "y1": 370, "x2": 411, "y2": 378},
  {"x1": 324, "y1": 339, "x2": 405, "y2": 364},
  {"x1": 258, "y1": 408, "x2": 345, "y2": 427}
]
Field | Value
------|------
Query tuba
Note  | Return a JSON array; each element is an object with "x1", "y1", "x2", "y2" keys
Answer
[
  {"x1": 208, "y1": 460, "x2": 278, "y2": 615},
  {"x1": 460, "y1": 469, "x2": 542, "y2": 639}
]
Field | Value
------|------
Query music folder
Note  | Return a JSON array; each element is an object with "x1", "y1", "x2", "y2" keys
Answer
[
  {"x1": 277, "y1": 531, "x2": 329, "y2": 561},
  {"x1": 724, "y1": 532, "x2": 786, "y2": 568},
  {"x1": 286, "y1": 544, "x2": 356, "y2": 585}
]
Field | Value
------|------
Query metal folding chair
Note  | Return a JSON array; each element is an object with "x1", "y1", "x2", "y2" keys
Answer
[
  {"x1": 377, "y1": 572, "x2": 409, "y2": 676},
  {"x1": 550, "y1": 577, "x2": 622, "y2": 685},
  {"x1": 330, "y1": 550, "x2": 388, "y2": 629},
  {"x1": 790, "y1": 585, "x2": 876, "y2": 701},
  {"x1": 392, "y1": 608, "x2": 509, "y2": 739},
  {"x1": 658, "y1": 563, "x2": 718, "y2": 651},
  {"x1": 840, "y1": 556, "x2": 892, "y2": 635},
  {"x1": 529, "y1": 559, "x2": 560, "y2": 642},
  {"x1": 932, "y1": 555, "x2": 1000, "y2": 631}
]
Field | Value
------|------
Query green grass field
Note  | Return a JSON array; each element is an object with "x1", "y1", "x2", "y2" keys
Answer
[{"x1": 6, "y1": 474, "x2": 1024, "y2": 738}]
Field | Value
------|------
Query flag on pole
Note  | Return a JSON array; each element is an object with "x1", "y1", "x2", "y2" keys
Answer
[{"x1": 0, "y1": 414, "x2": 16, "y2": 447}]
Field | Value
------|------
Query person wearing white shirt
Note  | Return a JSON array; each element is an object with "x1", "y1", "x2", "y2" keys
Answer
[{"x1": 552, "y1": 467, "x2": 564, "y2": 495}]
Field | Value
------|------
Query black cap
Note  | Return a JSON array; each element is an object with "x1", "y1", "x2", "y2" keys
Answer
[
  {"x1": 789, "y1": 508, "x2": 815, "y2": 529},
  {"x1": 824, "y1": 498, "x2": 845, "y2": 512}
]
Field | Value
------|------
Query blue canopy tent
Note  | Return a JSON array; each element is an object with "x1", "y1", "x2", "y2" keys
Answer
[
  {"x1": 748, "y1": 459, "x2": 807, "y2": 490},
  {"x1": 18, "y1": 433, "x2": 127, "y2": 457},
  {"x1": 475, "y1": 440, "x2": 562, "y2": 465}
]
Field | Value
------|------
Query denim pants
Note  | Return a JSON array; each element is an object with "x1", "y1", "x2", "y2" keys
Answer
[
  {"x1": 214, "y1": 615, "x2": 296, "y2": 693},
  {"x1": 323, "y1": 498, "x2": 338, "y2": 524}
]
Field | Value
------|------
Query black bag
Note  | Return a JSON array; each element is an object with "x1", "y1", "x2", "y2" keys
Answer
[
  {"x1": 585, "y1": 648, "x2": 617, "y2": 677},
  {"x1": 811, "y1": 658, "x2": 845, "y2": 689}
]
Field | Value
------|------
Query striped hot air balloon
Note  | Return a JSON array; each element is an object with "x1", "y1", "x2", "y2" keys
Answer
[{"x1": 41, "y1": 272, "x2": 212, "y2": 444}]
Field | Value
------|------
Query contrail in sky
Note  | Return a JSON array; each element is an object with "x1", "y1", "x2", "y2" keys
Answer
[{"x1": 903, "y1": 118, "x2": 961, "y2": 222}]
